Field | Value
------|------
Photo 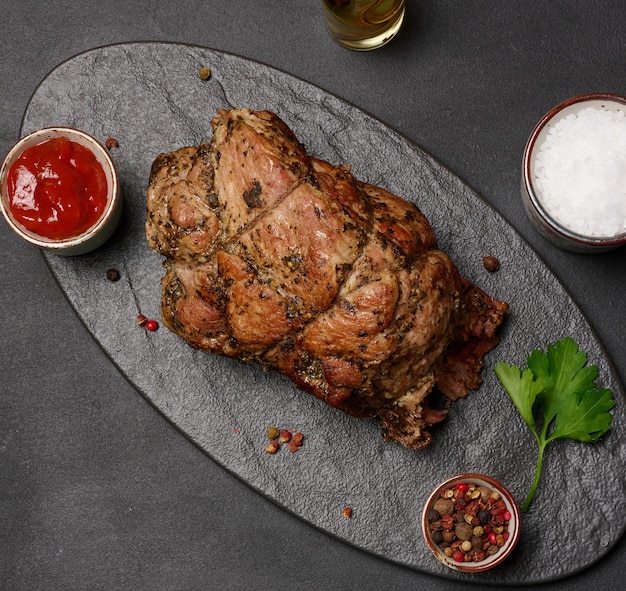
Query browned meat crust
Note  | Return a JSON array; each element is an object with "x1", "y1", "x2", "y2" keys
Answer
[{"x1": 146, "y1": 108, "x2": 507, "y2": 449}]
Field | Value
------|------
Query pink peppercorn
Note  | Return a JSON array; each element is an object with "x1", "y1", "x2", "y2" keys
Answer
[
  {"x1": 452, "y1": 549, "x2": 465, "y2": 562},
  {"x1": 145, "y1": 319, "x2": 159, "y2": 331},
  {"x1": 427, "y1": 481, "x2": 514, "y2": 565}
]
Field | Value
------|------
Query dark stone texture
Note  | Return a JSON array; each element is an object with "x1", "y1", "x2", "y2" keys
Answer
[{"x1": 18, "y1": 43, "x2": 626, "y2": 584}]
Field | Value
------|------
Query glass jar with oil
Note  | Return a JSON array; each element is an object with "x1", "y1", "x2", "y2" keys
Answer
[{"x1": 322, "y1": 0, "x2": 406, "y2": 51}]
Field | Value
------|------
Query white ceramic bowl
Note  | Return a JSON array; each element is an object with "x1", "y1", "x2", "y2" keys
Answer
[
  {"x1": 422, "y1": 473, "x2": 521, "y2": 573},
  {"x1": 521, "y1": 92, "x2": 626, "y2": 253},
  {"x1": 0, "y1": 127, "x2": 121, "y2": 256}
]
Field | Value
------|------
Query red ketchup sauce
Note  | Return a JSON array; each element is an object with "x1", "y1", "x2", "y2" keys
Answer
[{"x1": 7, "y1": 136, "x2": 108, "y2": 240}]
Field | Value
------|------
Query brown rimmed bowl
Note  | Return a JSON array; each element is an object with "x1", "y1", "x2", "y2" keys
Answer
[
  {"x1": 0, "y1": 127, "x2": 121, "y2": 256},
  {"x1": 421, "y1": 473, "x2": 521, "y2": 573},
  {"x1": 521, "y1": 92, "x2": 626, "y2": 253}
]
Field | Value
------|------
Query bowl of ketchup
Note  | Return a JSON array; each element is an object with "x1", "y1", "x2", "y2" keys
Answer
[{"x1": 0, "y1": 127, "x2": 121, "y2": 256}]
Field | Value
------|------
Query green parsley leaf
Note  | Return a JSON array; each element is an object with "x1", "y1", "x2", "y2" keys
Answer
[
  {"x1": 493, "y1": 363, "x2": 543, "y2": 433},
  {"x1": 494, "y1": 337, "x2": 614, "y2": 512},
  {"x1": 529, "y1": 338, "x2": 599, "y2": 427},
  {"x1": 550, "y1": 387, "x2": 614, "y2": 443}
]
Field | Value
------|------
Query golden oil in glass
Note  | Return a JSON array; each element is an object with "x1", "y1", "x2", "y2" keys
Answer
[{"x1": 322, "y1": 0, "x2": 406, "y2": 50}]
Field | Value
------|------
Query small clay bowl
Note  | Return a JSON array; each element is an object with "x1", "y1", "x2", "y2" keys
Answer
[
  {"x1": 521, "y1": 92, "x2": 626, "y2": 253},
  {"x1": 0, "y1": 127, "x2": 121, "y2": 256},
  {"x1": 422, "y1": 473, "x2": 521, "y2": 573}
]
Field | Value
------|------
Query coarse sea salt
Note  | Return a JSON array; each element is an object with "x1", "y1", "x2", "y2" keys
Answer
[{"x1": 533, "y1": 105, "x2": 626, "y2": 237}]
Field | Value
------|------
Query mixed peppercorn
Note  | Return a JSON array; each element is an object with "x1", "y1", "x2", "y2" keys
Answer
[
  {"x1": 136, "y1": 314, "x2": 159, "y2": 331},
  {"x1": 105, "y1": 137, "x2": 119, "y2": 150},
  {"x1": 482, "y1": 255, "x2": 500, "y2": 272},
  {"x1": 198, "y1": 67, "x2": 211, "y2": 81},
  {"x1": 426, "y1": 481, "x2": 512, "y2": 564},
  {"x1": 264, "y1": 426, "x2": 304, "y2": 454}
]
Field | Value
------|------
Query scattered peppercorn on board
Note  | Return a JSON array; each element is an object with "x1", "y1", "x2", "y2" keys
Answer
[{"x1": 22, "y1": 43, "x2": 626, "y2": 584}]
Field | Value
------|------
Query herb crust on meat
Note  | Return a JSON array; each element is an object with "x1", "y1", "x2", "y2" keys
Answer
[{"x1": 146, "y1": 108, "x2": 507, "y2": 449}]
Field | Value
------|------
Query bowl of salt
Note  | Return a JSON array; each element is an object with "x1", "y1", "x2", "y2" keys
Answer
[{"x1": 522, "y1": 92, "x2": 626, "y2": 252}]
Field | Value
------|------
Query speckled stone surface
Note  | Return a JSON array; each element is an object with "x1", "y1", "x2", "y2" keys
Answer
[{"x1": 21, "y1": 43, "x2": 626, "y2": 584}]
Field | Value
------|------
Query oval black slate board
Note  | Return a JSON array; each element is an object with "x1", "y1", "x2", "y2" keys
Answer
[{"x1": 20, "y1": 43, "x2": 626, "y2": 584}]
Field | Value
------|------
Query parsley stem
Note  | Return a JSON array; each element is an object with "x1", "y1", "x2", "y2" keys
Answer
[{"x1": 522, "y1": 440, "x2": 546, "y2": 512}]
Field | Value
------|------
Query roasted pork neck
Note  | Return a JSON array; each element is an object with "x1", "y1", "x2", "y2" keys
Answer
[{"x1": 146, "y1": 108, "x2": 507, "y2": 449}]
